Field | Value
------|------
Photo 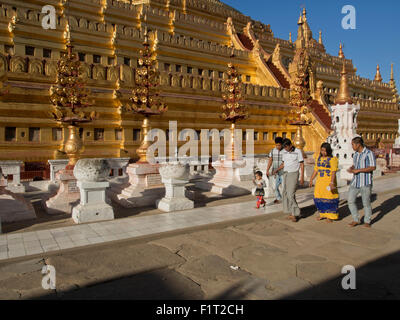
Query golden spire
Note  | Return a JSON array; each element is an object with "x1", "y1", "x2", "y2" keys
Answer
[
  {"x1": 338, "y1": 43, "x2": 344, "y2": 58},
  {"x1": 390, "y1": 63, "x2": 396, "y2": 88},
  {"x1": 302, "y1": 7, "x2": 307, "y2": 22},
  {"x1": 374, "y1": 64, "x2": 383, "y2": 82},
  {"x1": 335, "y1": 59, "x2": 353, "y2": 105},
  {"x1": 289, "y1": 32, "x2": 292, "y2": 43},
  {"x1": 391, "y1": 63, "x2": 394, "y2": 81},
  {"x1": 297, "y1": 12, "x2": 303, "y2": 25},
  {"x1": 318, "y1": 30, "x2": 322, "y2": 44}
]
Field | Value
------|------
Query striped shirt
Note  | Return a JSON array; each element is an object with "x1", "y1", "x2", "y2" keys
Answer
[
  {"x1": 351, "y1": 147, "x2": 376, "y2": 188},
  {"x1": 268, "y1": 147, "x2": 283, "y2": 175}
]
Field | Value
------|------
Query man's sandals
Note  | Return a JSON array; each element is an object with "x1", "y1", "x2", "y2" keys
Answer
[
  {"x1": 348, "y1": 221, "x2": 360, "y2": 227},
  {"x1": 349, "y1": 221, "x2": 371, "y2": 228},
  {"x1": 288, "y1": 215, "x2": 299, "y2": 223}
]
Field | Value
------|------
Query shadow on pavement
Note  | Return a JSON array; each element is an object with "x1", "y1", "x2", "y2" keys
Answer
[
  {"x1": 36, "y1": 267, "x2": 204, "y2": 300},
  {"x1": 34, "y1": 250, "x2": 400, "y2": 300},
  {"x1": 282, "y1": 250, "x2": 400, "y2": 300}
]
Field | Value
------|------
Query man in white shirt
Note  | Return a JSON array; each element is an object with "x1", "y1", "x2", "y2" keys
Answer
[{"x1": 273, "y1": 138, "x2": 304, "y2": 222}]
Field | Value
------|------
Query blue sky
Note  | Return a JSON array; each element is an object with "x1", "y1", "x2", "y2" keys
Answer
[{"x1": 223, "y1": 0, "x2": 399, "y2": 83}]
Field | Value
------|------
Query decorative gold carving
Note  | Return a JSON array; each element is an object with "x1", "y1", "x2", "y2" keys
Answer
[
  {"x1": 122, "y1": 31, "x2": 167, "y2": 163},
  {"x1": 288, "y1": 47, "x2": 312, "y2": 124},
  {"x1": 10, "y1": 56, "x2": 26, "y2": 73},
  {"x1": 28, "y1": 59, "x2": 43, "y2": 75},
  {"x1": 221, "y1": 51, "x2": 249, "y2": 160},
  {"x1": 49, "y1": 45, "x2": 96, "y2": 166}
]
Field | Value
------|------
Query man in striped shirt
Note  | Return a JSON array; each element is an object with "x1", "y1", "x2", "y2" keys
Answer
[{"x1": 347, "y1": 137, "x2": 376, "y2": 228}]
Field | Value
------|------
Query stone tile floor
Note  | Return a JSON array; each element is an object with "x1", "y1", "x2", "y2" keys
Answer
[{"x1": 0, "y1": 175, "x2": 399, "y2": 262}]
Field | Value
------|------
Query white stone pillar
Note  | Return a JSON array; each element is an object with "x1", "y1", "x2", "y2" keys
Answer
[
  {"x1": 109, "y1": 162, "x2": 164, "y2": 208},
  {"x1": 48, "y1": 159, "x2": 69, "y2": 182},
  {"x1": 72, "y1": 159, "x2": 114, "y2": 224},
  {"x1": 394, "y1": 119, "x2": 400, "y2": 147},
  {"x1": 0, "y1": 161, "x2": 25, "y2": 193},
  {"x1": 0, "y1": 166, "x2": 36, "y2": 223},
  {"x1": 157, "y1": 163, "x2": 194, "y2": 212},
  {"x1": 327, "y1": 102, "x2": 360, "y2": 181}
]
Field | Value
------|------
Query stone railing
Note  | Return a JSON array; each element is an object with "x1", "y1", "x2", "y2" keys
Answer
[
  {"x1": 173, "y1": 10, "x2": 226, "y2": 31},
  {"x1": 0, "y1": 52, "x2": 136, "y2": 85},
  {"x1": 105, "y1": 0, "x2": 140, "y2": 11},
  {"x1": 158, "y1": 70, "x2": 290, "y2": 100},
  {"x1": 184, "y1": 0, "x2": 249, "y2": 23},
  {"x1": 353, "y1": 98, "x2": 400, "y2": 112},
  {"x1": 316, "y1": 65, "x2": 341, "y2": 77},
  {"x1": 349, "y1": 74, "x2": 391, "y2": 89},
  {"x1": 155, "y1": 30, "x2": 248, "y2": 59}
]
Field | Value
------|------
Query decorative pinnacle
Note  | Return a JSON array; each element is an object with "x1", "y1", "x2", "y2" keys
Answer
[
  {"x1": 374, "y1": 64, "x2": 383, "y2": 82},
  {"x1": 338, "y1": 43, "x2": 344, "y2": 58},
  {"x1": 318, "y1": 30, "x2": 322, "y2": 44},
  {"x1": 297, "y1": 12, "x2": 303, "y2": 25},
  {"x1": 289, "y1": 32, "x2": 292, "y2": 43},
  {"x1": 302, "y1": 7, "x2": 307, "y2": 21},
  {"x1": 391, "y1": 63, "x2": 394, "y2": 81},
  {"x1": 335, "y1": 58, "x2": 354, "y2": 105}
]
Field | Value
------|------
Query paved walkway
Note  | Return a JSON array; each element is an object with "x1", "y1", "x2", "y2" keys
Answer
[{"x1": 1, "y1": 175, "x2": 400, "y2": 262}]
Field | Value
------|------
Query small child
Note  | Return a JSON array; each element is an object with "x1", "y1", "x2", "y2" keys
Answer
[{"x1": 253, "y1": 171, "x2": 266, "y2": 209}]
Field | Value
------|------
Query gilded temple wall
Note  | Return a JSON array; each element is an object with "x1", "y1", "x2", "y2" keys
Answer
[{"x1": 0, "y1": 0, "x2": 398, "y2": 163}]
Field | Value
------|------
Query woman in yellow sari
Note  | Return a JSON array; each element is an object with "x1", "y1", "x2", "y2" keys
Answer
[{"x1": 309, "y1": 143, "x2": 339, "y2": 222}]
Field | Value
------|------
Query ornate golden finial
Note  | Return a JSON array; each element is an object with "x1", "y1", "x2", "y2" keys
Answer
[
  {"x1": 338, "y1": 43, "x2": 344, "y2": 58},
  {"x1": 302, "y1": 7, "x2": 307, "y2": 21},
  {"x1": 374, "y1": 64, "x2": 383, "y2": 82},
  {"x1": 318, "y1": 30, "x2": 322, "y2": 44},
  {"x1": 289, "y1": 32, "x2": 292, "y2": 43},
  {"x1": 297, "y1": 12, "x2": 303, "y2": 25},
  {"x1": 390, "y1": 63, "x2": 396, "y2": 88},
  {"x1": 335, "y1": 59, "x2": 353, "y2": 105},
  {"x1": 391, "y1": 63, "x2": 394, "y2": 81}
]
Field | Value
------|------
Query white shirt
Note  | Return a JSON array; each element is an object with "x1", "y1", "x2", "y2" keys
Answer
[{"x1": 282, "y1": 147, "x2": 304, "y2": 173}]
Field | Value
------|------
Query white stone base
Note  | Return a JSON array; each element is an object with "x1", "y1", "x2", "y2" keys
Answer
[
  {"x1": 114, "y1": 186, "x2": 165, "y2": 208},
  {"x1": 110, "y1": 162, "x2": 164, "y2": 208},
  {"x1": 71, "y1": 180, "x2": 114, "y2": 224},
  {"x1": 157, "y1": 197, "x2": 194, "y2": 212},
  {"x1": 6, "y1": 184, "x2": 25, "y2": 193},
  {"x1": 45, "y1": 169, "x2": 80, "y2": 215},
  {"x1": 0, "y1": 190, "x2": 36, "y2": 223},
  {"x1": 196, "y1": 160, "x2": 251, "y2": 196},
  {"x1": 72, "y1": 203, "x2": 114, "y2": 224}
]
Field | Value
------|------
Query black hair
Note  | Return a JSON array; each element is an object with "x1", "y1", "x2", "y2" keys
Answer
[
  {"x1": 352, "y1": 136, "x2": 364, "y2": 147},
  {"x1": 275, "y1": 137, "x2": 283, "y2": 144},
  {"x1": 282, "y1": 138, "x2": 292, "y2": 148},
  {"x1": 319, "y1": 142, "x2": 333, "y2": 158},
  {"x1": 255, "y1": 171, "x2": 263, "y2": 177}
]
